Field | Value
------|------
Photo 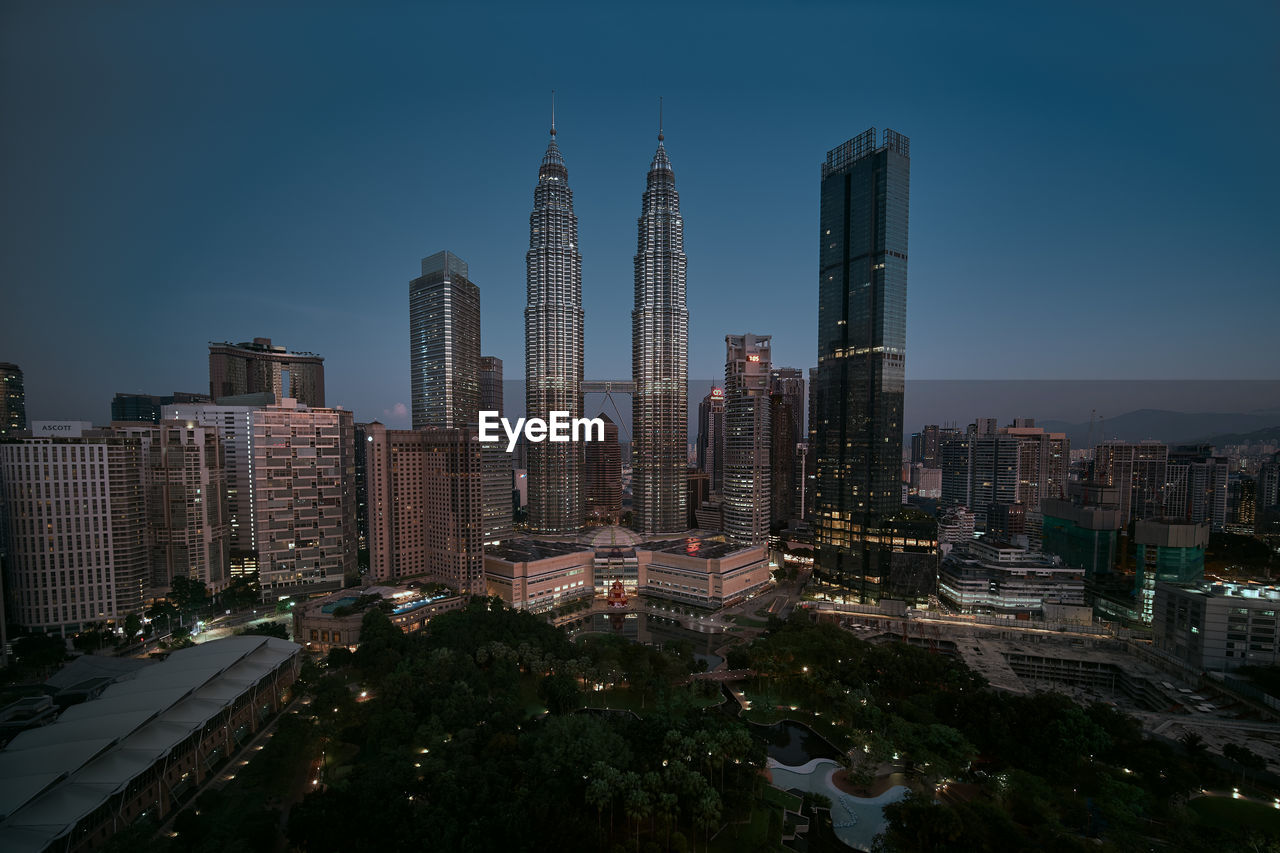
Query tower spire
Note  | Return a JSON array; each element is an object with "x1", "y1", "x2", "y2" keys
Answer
[
  {"x1": 658, "y1": 96, "x2": 663, "y2": 143},
  {"x1": 550, "y1": 89, "x2": 556, "y2": 137}
]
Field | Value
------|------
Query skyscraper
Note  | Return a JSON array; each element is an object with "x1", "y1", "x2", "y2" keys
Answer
[
  {"x1": 478, "y1": 356, "x2": 514, "y2": 543},
  {"x1": 208, "y1": 338, "x2": 325, "y2": 406},
  {"x1": 0, "y1": 363, "x2": 26, "y2": 437},
  {"x1": 632, "y1": 116, "x2": 689, "y2": 535},
  {"x1": 696, "y1": 388, "x2": 725, "y2": 493},
  {"x1": 724, "y1": 334, "x2": 772, "y2": 544},
  {"x1": 1093, "y1": 441, "x2": 1169, "y2": 525},
  {"x1": 585, "y1": 413, "x2": 622, "y2": 524},
  {"x1": 770, "y1": 392, "x2": 798, "y2": 527},
  {"x1": 769, "y1": 368, "x2": 806, "y2": 446},
  {"x1": 525, "y1": 114, "x2": 584, "y2": 533},
  {"x1": 813, "y1": 127, "x2": 910, "y2": 601},
  {"x1": 410, "y1": 251, "x2": 481, "y2": 430}
]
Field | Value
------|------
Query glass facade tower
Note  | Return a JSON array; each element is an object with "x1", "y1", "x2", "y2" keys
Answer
[
  {"x1": 813, "y1": 127, "x2": 910, "y2": 602},
  {"x1": 525, "y1": 122, "x2": 585, "y2": 533},
  {"x1": 632, "y1": 128, "x2": 689, "y2": 534},
  {"x1": 410, "y1": 250, "x2": 481, "y2": 430}
]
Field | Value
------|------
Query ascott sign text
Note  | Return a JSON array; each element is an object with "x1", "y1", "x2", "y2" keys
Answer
[{"x1": 478, "y1": 411, "x2": 605, "y2": 452}]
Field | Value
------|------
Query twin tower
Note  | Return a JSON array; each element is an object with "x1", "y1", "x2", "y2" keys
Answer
[{"x1": 525, "y1": 109, "x2": 687, "y2": 535}]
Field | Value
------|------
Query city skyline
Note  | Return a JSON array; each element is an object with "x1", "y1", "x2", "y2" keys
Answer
[{"x1": 4, "y1": 2, "x2": 1277, "y2": 429}]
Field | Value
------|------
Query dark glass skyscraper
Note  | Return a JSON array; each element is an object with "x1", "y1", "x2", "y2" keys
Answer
[
  {"x1": 813, "y1": 128, "x2": 910, "y2": 602},
  {"x1": 525, "y1": 118, "x2": 584, "y2": 533},
  {"x1": 632, "y1": 121, "x2": 689, "y2": 534},
  {"x1": 410, "y1": 250, "x2": 481, "y2": 430}
]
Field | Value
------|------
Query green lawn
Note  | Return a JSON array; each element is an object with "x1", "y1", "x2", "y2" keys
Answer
[
  {"x1": 708, "y1": 803, "x2": 784, "y2": 852},
  {"x1": 1189, "y1": 796, "x2": 1280, "y2": 834},
  {"x1": 761, "y1": 785, "x2": 803, "y2": 811}
]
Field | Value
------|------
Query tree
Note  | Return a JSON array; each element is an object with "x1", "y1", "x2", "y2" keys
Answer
[
  {"x1": 238, "y1": 622, "x2": 289, "y2": 640},
  {"x1": 538, "y1": 671, "x2": 582, "y2": 714},
  {"x1": 170, "y1": 576, "x2": 210, "y2": 615},
  {"x1": 123, "y1": 612, "x2": 143, "y2": 640}
]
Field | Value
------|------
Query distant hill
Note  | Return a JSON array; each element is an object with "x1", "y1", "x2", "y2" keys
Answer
[{"x1": 1038, "y1": 409, "x2": 1280, "y2": 447}]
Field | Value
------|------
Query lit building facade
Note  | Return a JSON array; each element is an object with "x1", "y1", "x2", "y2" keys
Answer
[
  {"x1": 585, "y1": 413, "x2": 622, "y2": 524},
  {"x1": 696, "y1": 388, "x2": 725, "y2": 493},
  {"x1": 724, "y1": 334, "x2": 772, "y2": 544},
  {"x1": 478, "y1": 356, "x2": 514, "y2": 544},
  {"x1": 813, "y1": 128, "x2": 910, "y2": 601},
  {"x1": 631, "y1": 125, "x2": 689, "y2": 535},
  {"x1": 1093, "y1": 441, "x2": 1169, "y2": 525},
  {"x1": 409, "y1": 250, "x2": 481, "y2": 430},
  {"x1": 524, "y1": 119, "x2": 585, "y2": 533},
  {"x1": 365, "y1": 422, "x2": 485, "y2": 594},
  {"x1": 484, "y1": 540, "x2": 595, "y2": 612},
  {"x1": 1154, "y1": 582, "x2": 1280, "y2": 671},
  {"x1": 939, "y1": 539, "x2": 1085, "y2": 618},
  {"x1": 0, "y1": 436, "x2": 148, "y2": 635}
]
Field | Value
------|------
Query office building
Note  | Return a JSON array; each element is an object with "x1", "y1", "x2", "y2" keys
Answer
[
  {"x1": 696, "y1": 388, "x2": 725, "y2": 492},
  {"x1": 409, "y1": 251, "x2": 481, "y2": 430},
  {"x1": 812, "y1": 128, "x2": 910, "y2": 602},
  {"x1": 910, "y1": 424, "x2": 960, "y2": 467},
  {"x1": 769, "y1": 368, "x2": 806, "y2": 447},
  {"x1": 1040, "y1": 484, "x2": 1123, "y2": 580},
  {"x1": 1002, "y1": 422, "x2": 1069, "y2": 509},
  {"x1": 937, "y1": 505, "x2": 975, "y2": 548},
  {"x1": 524, "y1": 116, "x2": 585, "y2": 533},
  {"x1": 686, "y1": 468, "x2": 710, "y2": 528},
  {"x1": 365, "y1": 422, "x2": 484, "y2": 594},
  {"x1": 1093, "y1": 441, "x2": 1169, "y2": 525},
  {"x1": 584, "y1": 413, "x2": 622, "y2": 524},
  {"x1": 770, "y1": 391, "x2": 798, "y2": 527},
  {"x1": 631, "y1": 121, "x2": 689, "y2": 536},
  {"x1": 208, "y1": 338, "x2": 325, "y2": 407},
  {"x1": 0, "y1": 363, "x2": 25, "y2": 438},
  {"x1": 478, "y1": 356, "x2": 514, "y2": 543},
  {"x1": 1154, "y1": 582, "x2": 1280, "y2": 671},
  {"x1": 724, "y1": 334, "x2": 772, "y2": 544},
  {"x1": 0, "y1": 435, "x2": 147, "y2": 635},
  {"x1": 110, "y1": 392, "x2": 211, "y2": 424}
]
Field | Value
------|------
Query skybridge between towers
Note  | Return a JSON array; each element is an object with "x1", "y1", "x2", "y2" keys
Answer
[{"x1": 582, "y1": 380, "x2": 633, "y2": 441}]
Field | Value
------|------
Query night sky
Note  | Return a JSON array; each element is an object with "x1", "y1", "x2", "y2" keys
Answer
[{"x1": 3, "y1": 1, "x2": 1277, "y2": 429}]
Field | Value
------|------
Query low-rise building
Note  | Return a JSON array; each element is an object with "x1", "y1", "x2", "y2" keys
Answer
[
  {"x1": 1154, "y1": 582, "x2": 1280, "y2": 672},
  {"x1": 484, "y1": 541, "x2": 596, "y2": 612},
  {"x1": 939, "y1": 539, "x2": 1085, "y2": 618},
  {"x1": 637, "y1": 537, "x2": 770, "y2": 608},
  {"x1": 293, "y1": 584, "x2": 466, "y2": 652}
]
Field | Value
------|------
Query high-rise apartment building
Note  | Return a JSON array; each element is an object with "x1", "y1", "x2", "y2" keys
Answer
[
  {"x1": 1165, "y1": 444, "x2": 1229, "y2": 531},
  {"x1": 696, "y1": 388, "x2": 725, "y2": 493},
  {"x1": 365, "y1": 422, "x2": 485, "y2": 594},
  {"x1": 1093, "y1": 441, "x2": 1169, "y2": 525},
  {"x1": 409, "y1": 251, "x2": 481, "y2": 430},
  {"x1": 585, "y1": 413, "x2": 623, "y2": 524},
  {"x1": 910, "y1": 424, "x2": 960, "y2": 467},
  {"x1": 1, "y1": 363, "x2": 26, "y2": 438},
  {"x1": 724, "y1": 334, "x2": 772, "y2": 544},
  {"x1": 525, "y1": 117, "x2": 584, "y2": 533},
  {"x1": 251, "y1": 400, "x2": 357, "y2": 595},
  {"x1": 0, "y1": 435, "x2": 147, "y2": 635},
  {"x1": 631, "y1": 121, "x2": 688, "y2": 535},
  {"x1": 478, "y1": 356, "x2": 514, "y2": 543},
  {"x1": 1001, "y1": 423, "x2": 1069, "y2": 509},
  {"x1": 813, "y1": 128, "x2": 910, "y2": 601},
  {"x1": 208, "y1": 338, "x2": 325, "y2": 407}
]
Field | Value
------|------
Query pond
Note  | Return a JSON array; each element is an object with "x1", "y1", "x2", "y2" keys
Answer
[{"x1": 754, "y1": 719, "x2": 843, "y2": 765}]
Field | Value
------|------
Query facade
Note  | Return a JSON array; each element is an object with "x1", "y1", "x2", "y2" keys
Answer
[
  {"x1": 484, "y1": 540, "x2": 595, "y2": 612},
  {"x1": 686, "y1": 468, "x2": 710, "y2": 529},
  {"x1": 354, "y1": 422, "x2": 370, "y2": 555},
  {"x1": 584, "y1": 413, "x2": 622, "y2": 524},
  {"x1": 208, "y1": 338, "x2": 325, "y2": 407},
  {"x1": 814, "y1": 128, "x2": 910, "y2": 602},
  {"x1": 139, "y1": 422, "x2": 230, "y2": 593},
  {"x1": 365, "y1": 422, "x2": 484, "y2": 594},
  {"x1": 478, "y1": 356, "x2": 514, "y2": 543},
  {"x1": 636, "y1": 538, "x2": 771, "y2": 608},
  {"x1": 1093, "y1": 441, "x2": 1169, "y2": 525},
  {"x1": 294, "y1": 585, "x2": 466, "y2": 653},
  {"x1": 1133, "y1": 518, "x2": 1209, "y2": 624},
  {"x1": 525, "y1": 119, "x2": 585, "y2": 533},
  {"x1": 631, "y1": 125, "x2": 689, "y2": 535},
  {"x1": 1164, "y1": 445, "x2": 1229, "y2": 531},
  {"x1": 911, "y1": 425, "x2": 960, "y2": 467},
  {"x1": 937, "y1": 506, "x2": 975, "y2": 548},
  {"x1": 162, "y1": 394, "x2": 274, "y2": 576},
  {"x1": 250, "y1": 400, "x2": 357, "y2": 595},
  {"x1": 724, "y1": 334, "x2": 772, "y2": 544},
  {"x1": 969, "y1": 432, "x2": 1022, "y2": 529},
  {"x1": 1154, "y1": 582, "x2": 1280, "y2": 671},
  {"x1": 1003, "y1": 423, "x2": 1070, "y2": 509},
  {"x1": 409, "y1": 250, "x2": 481, "y2": 430},
  {"x1": 1040, "y1": 493, "x2": 1122, "y2": 581},
  {"x1": 110, "y1": 392, "x2": 211, "y2": 424},
  {"x1": 769, "y1": 392, "x2": 798, "y2": 527},
  {"x1": 0, "y1": 363, "x2": 26, "y2": 438},
  {"x1": 769, "y1": 368, "x2": 806, "y2": 447},
  {"x1": 0, "y1": 436, "x2": 148, "y2": 635},
  {"x1": 939, "y1": 539, "x2": 1085, "y2": 618},
  {"x1": 0, "y1": 636, "x2": 298, "y2": 852},
  {"x1": 696, "y1": 388, "x2": 725, "y2": 493}
]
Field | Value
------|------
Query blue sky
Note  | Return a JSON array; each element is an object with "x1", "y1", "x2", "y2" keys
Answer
[{"x1": 2, "y1": 1, "x2": 1277, "y2": 428}]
